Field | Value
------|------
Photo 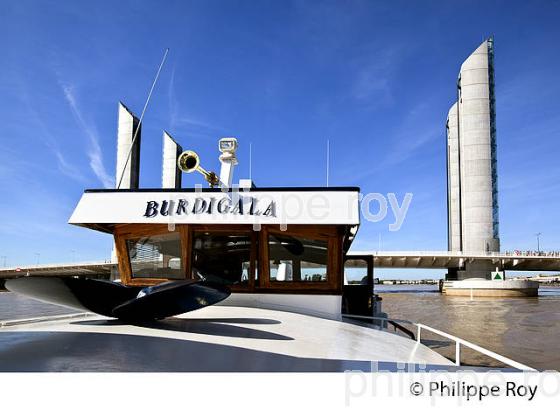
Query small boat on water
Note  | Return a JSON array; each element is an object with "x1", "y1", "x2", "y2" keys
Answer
[{"x1": 0, "y1": 118, "x2": 535, "y2": 371}]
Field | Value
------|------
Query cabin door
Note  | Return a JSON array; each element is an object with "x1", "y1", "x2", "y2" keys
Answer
[{"x1": 342, "y1": 256, "x2": 374, "y2": 317}]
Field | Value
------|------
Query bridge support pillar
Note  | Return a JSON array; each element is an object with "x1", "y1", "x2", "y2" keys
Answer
[
  {"x1": 453, "y1": 260, "x2": 495, "y2": 280},
  {"x1": 446, "y1": 268, "x2": 459, "y2": 281}
]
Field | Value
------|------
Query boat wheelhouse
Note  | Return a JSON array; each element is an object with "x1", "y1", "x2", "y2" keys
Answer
[{"x1": 68, "y1": 185, "x2": 373, "y2": 320}]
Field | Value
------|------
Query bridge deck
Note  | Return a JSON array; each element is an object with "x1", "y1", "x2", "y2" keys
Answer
[
  {"x1": 0, "y1": 261, "x2": 115, "y2": 279},
  {"x1": 1, "y1": 251, "x2": 559, "y2": 280},
  {"x1": 348, "y1": 251, "x2": 560, "y2": 271}
]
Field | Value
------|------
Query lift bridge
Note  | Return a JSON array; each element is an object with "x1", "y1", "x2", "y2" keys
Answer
[
  {"x1": 0, "y1": 261, "x2": 115, "y2": 281},
  {"x1": 1, "y1": 251, "x2": 559, "y2": 282},
  {"x1": 347, "y1": 251, "x2": 560, "y2": 272}
]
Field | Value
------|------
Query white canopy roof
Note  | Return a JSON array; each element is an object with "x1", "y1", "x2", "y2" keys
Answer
[{"x1": 69, "y1": 187, "x2": 360, "y2": 230}]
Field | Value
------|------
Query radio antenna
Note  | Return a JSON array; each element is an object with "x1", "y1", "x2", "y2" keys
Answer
[
  {"x1": 117, "y1": 48, "x2": 169, "y2": 189},
  {"x1": 249, "y1": 142, "x2": 252, "y2": 180},
  {"x1": 326, "y1": 138, "x2": 330, "y2": 187}
]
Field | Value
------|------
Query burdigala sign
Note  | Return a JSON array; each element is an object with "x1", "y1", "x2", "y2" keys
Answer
[
  {"x1": 68, "y1": 190, "x2": 360, "y2": 226},
  {"x1": 143, "y1": 196, "x2": 277, "y2": 218}
]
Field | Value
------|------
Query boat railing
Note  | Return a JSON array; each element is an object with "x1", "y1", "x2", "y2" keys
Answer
[
  {"x1": 0, "y1": 312, "x2": 91, "y2": 328},
  {"x1": 341, "y1": 314, "x2": 535, "y2": 371}
]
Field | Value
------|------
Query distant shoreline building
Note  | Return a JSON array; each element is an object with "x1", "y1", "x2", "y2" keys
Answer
[{"x1": 446, "y1": 38, "x2": 500, "y2": 280}]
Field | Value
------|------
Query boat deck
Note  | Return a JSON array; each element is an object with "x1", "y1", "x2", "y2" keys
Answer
[{"x1": 0, "y1": 306, "x2": 454, "y2": 371}]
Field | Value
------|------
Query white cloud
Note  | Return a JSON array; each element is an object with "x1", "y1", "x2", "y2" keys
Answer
[
  {"x1": 350, "y1": 46, "x2": 404, "y2": 109},
  {"x1": 13, "y1": 75, "x2": 87, "y2": 184},
  {"x1": 52, "y1": 147, "x2": 87, "y2": 183},
  {"x1": 61, "y1": 83, "x2": 114, "y2": 188},
  {"x1": 336, "y1": 103, "x2": 440, "y2": 183}
]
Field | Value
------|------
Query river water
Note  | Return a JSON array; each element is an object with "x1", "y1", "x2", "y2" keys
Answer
[
  {"x1": 1, "y1": 286, "x2": 559, "y2": 370},
  {"x1": 378, "y1": 285, "x2": 560, "y2": 370}
]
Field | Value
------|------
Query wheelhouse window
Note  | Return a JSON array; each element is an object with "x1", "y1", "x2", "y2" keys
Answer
[
  {"x1": 191, "y1": 231, "x2": 252, "y2": 285},
  {"x1": 126, "y1": 232, "x2": 185, "y2": 279},
  {"x1": 268, "y1": 234, "x2": 328, "y2": 282},
  {"x1": 115, "y1": 223, "x2": 343, "y2": 291}
]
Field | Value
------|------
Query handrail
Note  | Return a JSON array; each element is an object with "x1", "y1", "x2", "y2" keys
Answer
[
  {"x1": 0, "y1": 312, "x2": 91, "y2": 328},
  {"x1": 387, "y1": 319, "x2": 416, "y2": 340},
  {"x1": 341, "y1": 314, "x2": 536, "y2": 371}
]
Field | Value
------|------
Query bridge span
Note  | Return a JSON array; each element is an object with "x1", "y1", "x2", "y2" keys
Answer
[
  {"x1": 0, "y1": 251, "x2": 558, "y2": 281},
  {"x1": 347, "y1": 251, "x2": 560, "y2": 271},
  {"x1": 0, "y1": 261, "x2": 115, "y2": 280}
]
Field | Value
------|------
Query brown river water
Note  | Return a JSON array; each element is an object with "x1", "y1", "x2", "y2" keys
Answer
[
  {"x1": 378, "y1": 285, "x2": 560, "y2": 370},
  {"x1": 1, "y1": 286, "x2": 559, "y2": 370}
]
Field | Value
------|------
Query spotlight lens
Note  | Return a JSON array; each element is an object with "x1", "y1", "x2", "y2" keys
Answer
[
  {"x1": 219, "y1": 138, "x2": 237, "y2": 153},
  {"x1": 220, "y1": 141, "x2": 233, "y2": 150}
]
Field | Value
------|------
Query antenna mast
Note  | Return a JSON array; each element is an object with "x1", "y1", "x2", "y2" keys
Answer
[
  {"x1": 116, "y1": 48, "x2": 169, "y2": 189},
  {"x1": 326, "y1": 139, "x2": 330, "y2": 187}
]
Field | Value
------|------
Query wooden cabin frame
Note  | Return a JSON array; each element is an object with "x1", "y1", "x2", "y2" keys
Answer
[{"x1": 114, "y1": 223, "x2": 345, "y2": 294}]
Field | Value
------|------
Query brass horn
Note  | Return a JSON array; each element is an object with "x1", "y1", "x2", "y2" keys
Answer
[{"x1": 177, "y1": 150, "x2": 219, "y2": 187}]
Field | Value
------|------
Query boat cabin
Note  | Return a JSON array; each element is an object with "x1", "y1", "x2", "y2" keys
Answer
[{"x1": 69, "y1": 186, "x2": 374, "y2": 319}]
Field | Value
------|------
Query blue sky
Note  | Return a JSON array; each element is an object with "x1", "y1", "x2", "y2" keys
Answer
[{"x1": 0, "y1": 1, "x2": 559, "y2": 278}]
